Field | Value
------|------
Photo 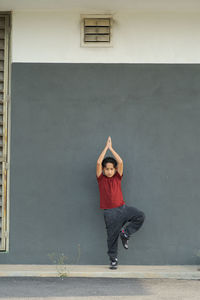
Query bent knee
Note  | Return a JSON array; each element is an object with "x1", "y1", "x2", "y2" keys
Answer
[{"x1": 140, "y1": 211, "x2": 145, "y2": 221}]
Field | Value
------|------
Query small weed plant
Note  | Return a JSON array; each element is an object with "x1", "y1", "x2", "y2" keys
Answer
[{"x1": 48, "y1": 244, "x2": 81, "y2": 278}]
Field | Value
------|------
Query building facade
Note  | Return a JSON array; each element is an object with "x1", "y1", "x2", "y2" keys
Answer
[{"x1": 0, "y1": 1, "x2": 200, "y2": 265}]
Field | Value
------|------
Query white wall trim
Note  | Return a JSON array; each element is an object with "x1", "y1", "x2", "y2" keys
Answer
[{"x1": 11, "y1": 10, "x2": 200, "y2": 63}]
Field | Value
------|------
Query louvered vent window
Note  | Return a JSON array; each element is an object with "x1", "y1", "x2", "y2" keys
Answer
[
  {"x1": 0, "y1": 13, "x2": 10, "y2": 251},
  {"x1": 84, "y1": 18, "x2": 110, "y2": 43},
  {"x1": 81, "y1": 15, "x2": 113, "y2": 47}
]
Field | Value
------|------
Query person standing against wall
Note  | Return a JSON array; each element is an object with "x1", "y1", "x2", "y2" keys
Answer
[{"x1": 96, "y1": 136, "x2": 145, "y2": 269}]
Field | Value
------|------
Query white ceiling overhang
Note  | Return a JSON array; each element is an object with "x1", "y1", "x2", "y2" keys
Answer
[{"x1": 0, "y1": 0, "x2": 200, "y2": 12}]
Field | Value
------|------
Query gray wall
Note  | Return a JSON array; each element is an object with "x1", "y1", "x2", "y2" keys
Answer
[{"x1": 1, "y1": 63, "x2": 200, "y2": 265}]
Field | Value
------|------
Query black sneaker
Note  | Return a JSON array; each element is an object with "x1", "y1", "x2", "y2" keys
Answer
[
  {"x1": 120, "y1": 229, "x2": 129, "y2": 249},
  {"x1": 109, "y1": 258, "x2": 118, "y2": 270}
]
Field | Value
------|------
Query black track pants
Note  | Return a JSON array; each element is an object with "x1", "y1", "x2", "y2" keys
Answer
[{"x1": 103, "y1": 204, "x2": 145, "y2": 261}]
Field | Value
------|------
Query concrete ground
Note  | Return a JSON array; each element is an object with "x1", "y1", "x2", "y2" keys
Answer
[
  {"x1": 0, "y1": 277, "x2": 200, "y2": 299},
  {"x1": 0, "y1": 265, "x2": 200, "y2": 280}
]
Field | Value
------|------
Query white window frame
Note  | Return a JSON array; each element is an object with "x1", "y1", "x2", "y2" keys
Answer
[{"x1": 0, "y1": 12, "x2": 11, "y2": 252}]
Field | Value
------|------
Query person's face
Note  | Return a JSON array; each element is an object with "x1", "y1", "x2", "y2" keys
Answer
[{"x1": 103, "y1": 163, "x2": 116, "y2": 177}]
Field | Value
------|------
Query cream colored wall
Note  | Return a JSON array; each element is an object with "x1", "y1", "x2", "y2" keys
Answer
[{"x1": 11, "y1": 10, "x2": 200, "y2": 63}]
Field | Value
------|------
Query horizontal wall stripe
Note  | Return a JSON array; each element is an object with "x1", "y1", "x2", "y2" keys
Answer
[{"x1": 11, "y1": 11, "x2": 200, "y2": 63}]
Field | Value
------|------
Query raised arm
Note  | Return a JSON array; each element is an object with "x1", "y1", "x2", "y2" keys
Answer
[
  {"x1": 97, "y1": 145, "x2": 108, "y2": 165},
  {"x1": 109, "y1": 137, "x2": 123, "y2": 176},
  {"x1": 96, "y1": 139, "x2": 109, "y2": 177}
]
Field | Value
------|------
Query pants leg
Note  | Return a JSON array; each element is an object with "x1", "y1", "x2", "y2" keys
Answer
[
  {"x1": 103, "y1": 205, "x2": 124, "y2": 261},
  {"x1": 122, "y1": 204, "x2": 145, "y2": 237},
  {"x1": 103, "y1": 204, "x2": 145, "y2": 261}
]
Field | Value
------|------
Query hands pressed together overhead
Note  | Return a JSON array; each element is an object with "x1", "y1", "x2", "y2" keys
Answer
[
  {"x1": 97, "y1": 136, "x2": 123, "y2": 167},
  {"x1": 106, "y1": 136, "x2": 112, "y2": 150}
]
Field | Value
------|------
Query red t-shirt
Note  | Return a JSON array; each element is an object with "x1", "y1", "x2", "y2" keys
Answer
[{"x1": 96, "y1": 170, "x2": 125, "y2": 209}]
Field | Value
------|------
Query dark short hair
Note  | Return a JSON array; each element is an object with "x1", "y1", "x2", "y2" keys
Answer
[{"x1": 102, "y1": 156, "x2": 117, "y2": 168}]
